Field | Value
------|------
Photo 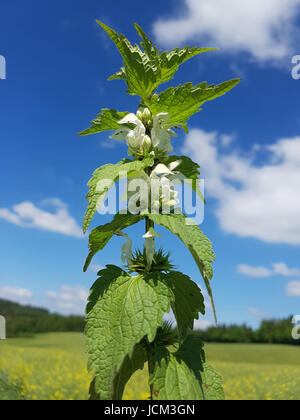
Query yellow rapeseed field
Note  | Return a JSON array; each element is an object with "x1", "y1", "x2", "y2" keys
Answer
[{"x1": 0, "y1": 333, "x2": 299, "y2": 400}]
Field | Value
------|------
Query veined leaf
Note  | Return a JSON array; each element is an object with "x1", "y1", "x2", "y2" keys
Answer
[
  {"x1": 78, "y1": 109, "x2": 129, "y2": 136},
  {"x1": 98, "y1": 21, "x2": 217, "y2": 103},
  {"x1": 162, "y1": 155, "x2": 201, "y2": 180},
  {"x1": 150, "y1": 335, "x2": 205, "y2": 400},
  {"x1": 149, "y1": 80, "x2": 240, "y2": 128},
  {"x1": 162, "y1": 271, "x2": 205, "y2": 337},
  {"x1": 150, "y1": 335, "x2": 224, "y2": 400},
  {"x1": 161, "y1": 155, "x2": 205, "y2": 203},
  {"x1": 97, "y1": 21, "x2": 159, "y2": 102},
  {"x1": 158, "y1": 47, "x2": 217, "y2": 87},
  {"x1": 89, "y1": 339, "x2": 148, "y2": 401},
  {"x1": 148, "y1": 212, "x2": 217, "y2": 322},
  {"x1": 83, "y1": 156, "x2": 153, "y2": 233},
  {"x1": 86, "y1": 266, "x2": 174, "y2": 400},
  {"x1": 201, "y1": 363, "x2": 225, "y2": 401},
  {"x1": 84, "y1": 213, "x2": 145, "y2": 272},
  {"x1": 112, "y1": 343, "x2": 147, "y2": 400}
]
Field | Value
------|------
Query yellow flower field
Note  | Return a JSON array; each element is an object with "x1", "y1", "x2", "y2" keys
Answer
[{"x1": 0, "y1": 333, "x2": 299, "y2": 400}]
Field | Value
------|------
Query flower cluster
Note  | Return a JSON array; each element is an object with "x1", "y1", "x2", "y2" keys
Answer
[{"x1": 110, "y1": 108, "x2": 176, "y2": 157}]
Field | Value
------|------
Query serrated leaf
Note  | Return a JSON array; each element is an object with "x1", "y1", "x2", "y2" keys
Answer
[
  {"x1": 112, "y1": 343, "x2": 147, "y2": 400},
  {"x1": 150, "y1": 335, "x2": 224, "y2": 400},
  {"x1": 149, "y1": 80, "x2": 240, "y2": 128},
  {"x1": 150, "y1": 335, "x2": 205, "y2": 400},
  {"x1": 158, "y1": 46, "x2": 217, "y2": 87},
  {"x1": 84, "y1": 213, "x2": 144, "y2": 272},
  {"x1": 148, "y1": 212, "x2": 217, "y2": 322},
  {"x1": 108, "y1": 68, "x2": 126, "y2": 81},
  {"x1": 99, "y1": 21, "x2": 216, "y2": 103},
  {"x1": 78, "y1": 109, "x2": 129, "y2": 136},
  {"x1": 162, "y1": 271, "x2": 205, "y2": 337},
  {"x1": 97, "y1": 21, "x2": 158, "y2": 102},
  {"x1": 88, "y1": 340, "x2": 148, "y2": 400},
  {"x1": 83, "y1": 156, "x2": 153, "y2": 233},
  {"x1": 86, "y1": 266, "x2": 174, "y2": 400},
  {"x1": 161, "y1": 155, "x2": 205, "y2": 203},
  {"x1": 201, "y1": 363, "x2": 225, "y2": 400},
  {"x1": 162, "y1": 155, "x2": 201, "y2": 180}
]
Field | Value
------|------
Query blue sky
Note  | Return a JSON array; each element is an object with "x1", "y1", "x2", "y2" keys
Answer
[{"x1": 0, "y1": 0, "x2": 300, "y2": 328}]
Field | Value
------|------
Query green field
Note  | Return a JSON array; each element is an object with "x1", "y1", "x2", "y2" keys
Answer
[{"x1": 0, "y1": 333, "x2": 299, "y2": 400}]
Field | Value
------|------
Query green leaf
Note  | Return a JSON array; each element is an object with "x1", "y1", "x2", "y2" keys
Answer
[
  {"x1": 84, "y1": 213, "x2": 145, "y2": 272},
  {"x1": 78, "y1": 109, "x2": 129, "y2": 136},
  {"x1": 162, "y1": 155, "x2": 201, "y2": 181},
  {"x1": 161, "y1": 155, "x2": 205, "y2": 203},
  {"x1": 88, "y1": 340, "x2": 148, "y2": 400},
  {"x1": 149, "y1": 80, "x2": 241, "y2": 128},
  {"x1": 112, "y1": 343, "x2": 147, "y2": 400},
  {"x1": 158, "y1": 46, "x2": 217, "y2": 88},
  {"x1": 148, "y1": 212, "x2": 217, "y2": 322},
  {"x1": 108, "y1": 68, "x2": 126, "y2": 81},
  {"x1": 97, "y1": 21, "x2": 158, "y2": 102},
  {"x1": 162, "y1": 271, "x2": 205, "y2": 337},
  {"x1": 201, "y1": 363, "x2": 225, "y2": 401},
  {"x1": 98, "y1": 21, "x2": 217, "y2": 103},
  {"x1": 150, "y1": 335, "x2": 224, "y2": 400},
  {"x1": 86, "y1": 266, "x2": 174, "y2": 400},
  {"x1": 150, "y1": 335, "x2": 205, "y2": 400},
  {"x1": 83, "y1": 156, "x2": 153, "y2": 233}
]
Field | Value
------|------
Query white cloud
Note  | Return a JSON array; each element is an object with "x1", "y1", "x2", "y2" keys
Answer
[
  {"x1": 194, "y1": 319, "x2": 212, "y2": 330},
  {"x1": 90, "y1": 264, "x2": 104, "y2": 273},
  {"x1": 237, "y1": 263, "x2": 300, "y2": 277},
  {"x1": 0, "y1": 199, "x2": 82, "y2": 238},
  {"x1": 0, "y1": 286, "x2": 33, "y2": 304},
  {"x1": 164, "y1": 308, "x2": 212, "y2": 330},
  {"x1": 182, "y1": 130, "x2": 300, "y2": 245},
  {"x1": 249, "y1": 307, "x2": 269, "y2": 320},
  {"x1": 45, "y1": 285, "x2": 89, "y2": 315},
  {"x1": 286, "y1": 281, "x2": 300, "y2": 296},
  {"x1": 153, "y1": 0, "x2": 300, "y2": 63},
  {"x1": 237, "y1": 265, "x2": 272, "y2": 278}
]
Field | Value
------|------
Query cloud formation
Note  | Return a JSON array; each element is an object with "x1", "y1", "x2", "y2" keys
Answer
[
  {"x1": 0, "y1": 199, "x2": 82, "y2": 238},
  {"x1": 153, "y1": 0, "x2": 300, "y2": 63},
  {"x1": 182, "y1": 130, "x2": 300, "y2": 245},
  {"x1": 0, "y1": 286, "x2": 33, "y2": 304},
  {"x1": 249, "y1": 307, "x2": 269, "y2": 321},
  {"x1": 286, "y1": 281, "x2": 300, "y2": 297},
  {"x1": 237, "y1": 263, "x2": 300, "y2": 278},
  {"x1": 45, "y1": 285, "x2": 88, "y2": 315}
]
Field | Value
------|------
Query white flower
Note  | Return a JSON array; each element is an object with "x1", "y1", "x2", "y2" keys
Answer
[
  {"x1": 143, "y1": 228, "x2": 161, "y2": 268},
  {"x1": 110, "y1": 113, "x2": 153, "y2": 157},
  {"x1": 151, "y1": 113, "x2": 177, "y2": 154},
  {"x1": 150, "y1": 162, "x2": 180, "y2": 211}
]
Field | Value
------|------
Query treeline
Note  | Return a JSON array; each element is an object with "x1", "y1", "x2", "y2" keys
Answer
[
  {"x1": 1, "y1": 299, "x2": 299, "y2": 345},
  {"x1": 0, "y1": 299, "x2": 85, "y2": 338},
  {"x1": 194, "y1": 316, "x2": 299, "y2": 345}
]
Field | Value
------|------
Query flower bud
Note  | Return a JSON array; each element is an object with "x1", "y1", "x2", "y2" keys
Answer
[
  {"x1": 143, "y1": 108, "x2": 151, "y2": 121},
  {"x1": 141, "y1": 135, "x2": 152, "y2": 154},
  {"x1": 136, "y1": 110, "x2": 143, "y2": 121}
]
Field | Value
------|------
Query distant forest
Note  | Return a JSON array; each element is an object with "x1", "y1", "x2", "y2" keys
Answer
[
  {"x1": 0, "y1": 299, "x2": 85, "y2": 338},
  {"x1": 194, "y1": 317, "x2": 299, "y2": 346},
  {"x1": 0, "y1": 299, "x2": 298, "y2": 345}
]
